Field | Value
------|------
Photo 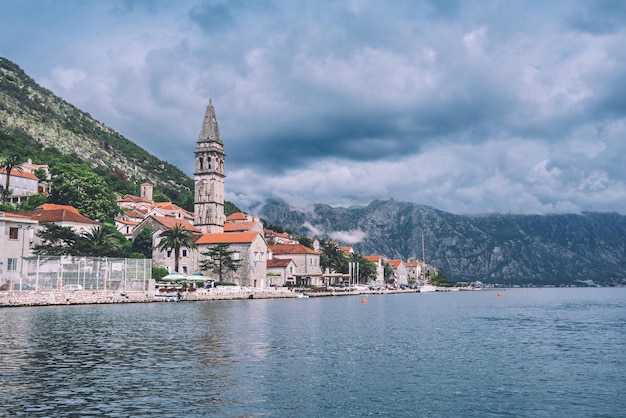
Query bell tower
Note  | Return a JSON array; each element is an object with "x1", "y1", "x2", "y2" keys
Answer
[{"x1": 194, "y1": 100, "x2": 225, "y2": 233}]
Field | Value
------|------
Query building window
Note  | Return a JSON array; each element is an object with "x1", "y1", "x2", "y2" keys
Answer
[
  {"x1": 233, "y1": 252, "x2": 240, "y2": 260},
  {"x1": 7, "y1": 258, "x2": 18, "y2": 271},
  {"x1": 182, "y1": 249, "x2": 187, "y2": 257},
  {"x1": 182, "y1": 266, "x2": 188, "y2": 274},
  {"x1": 9, "y1": 227, "x2": 18, "y2": 240},
  {"x1": 167, "y1": 250, "x2": 172, "y2": 258}
]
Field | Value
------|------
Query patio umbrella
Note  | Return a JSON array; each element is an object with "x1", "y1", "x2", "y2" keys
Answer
[
  {"x1": 158, "y1": 271, "x2": 187, "y2": 282},
  {"x1": 186, "y1": 272, "x2": 214, "y2": 283}
]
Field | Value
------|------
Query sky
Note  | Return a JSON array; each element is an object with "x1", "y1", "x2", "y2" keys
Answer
[{"x1": 1, "y1": 0, "x2": 626, "y2": 215}]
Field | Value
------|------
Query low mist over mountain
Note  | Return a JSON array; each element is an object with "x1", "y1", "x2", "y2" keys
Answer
[{"x1": 260, "y1": 199, "x2": 626, "y2": 287}]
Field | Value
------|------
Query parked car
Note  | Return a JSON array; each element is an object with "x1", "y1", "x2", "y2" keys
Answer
[
  {"x1": 0, "y1": 282, "x2": 36, "y2": 291},
  {"x1": 62, "y1": 284, "x2": 83, "y2": 291}
]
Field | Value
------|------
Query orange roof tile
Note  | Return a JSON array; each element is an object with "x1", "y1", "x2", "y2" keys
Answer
[
  {"x1": 224, "y1": 221, "x2": 257, "y2": 232},
  {"x1": 0, "y1": 168, "x2": 39, "y2": 180},
  {"x1": 269, "y1": 244, "x2": 319, "y2": 255},
  {"x1": 388, "y1": 259, "x2": 403, "y2": 269},
  {"x1": 22, "y1": 208, "x2": 98, "y2": 224},
  {"x1": 364, "y1": 256, "x2": 382, "y2": 262},
  {"x1": 37, "y1": 203, "x2": 80, "y2": 214},
  {"x1": 195, "y1": 232, "x2": 260, "y2": 245},
  {"x1": 226, "y1": 212, "x2": 248, "y2": 221},
  {"x1": 150, "y1": 216, "x2": 201, "y2": 233},
  {"x1": 267, "y1": 259, "x2": 294, "y2": 268}
]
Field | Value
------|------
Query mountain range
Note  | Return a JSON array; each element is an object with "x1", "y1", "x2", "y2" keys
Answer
[
  {"x1": 260, "y1": 198, "x2": 626, "y2": 286},
  {"x1": 2, "y1": 56, "x2": 625, "y2": 287}
]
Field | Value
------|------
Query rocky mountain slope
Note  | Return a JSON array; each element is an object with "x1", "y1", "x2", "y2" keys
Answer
[
  {"x1": 260, "y1": 199, "x2": 626, "y2": 286},
  {"x1": 0, "y1": 57, "x2": 193, "y2": 194}
]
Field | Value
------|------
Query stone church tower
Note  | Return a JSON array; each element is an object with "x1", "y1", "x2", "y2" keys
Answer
[{"x1": 194, "y1": 100, "x2": 226, "y2": 233}]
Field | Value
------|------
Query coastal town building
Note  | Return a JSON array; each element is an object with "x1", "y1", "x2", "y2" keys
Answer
[
  {"x1": 388, "y1": 259, "x2": 409, "y2": 286},
  {"x1": 268, "y1": 244, "x2": 322, "y2": 287},
  {"x1": 0, "y1": 211, "x2": 38, "y2": 287},
  {"x1": 195, "y1": 231, "x2": 267, "y2": 287}
]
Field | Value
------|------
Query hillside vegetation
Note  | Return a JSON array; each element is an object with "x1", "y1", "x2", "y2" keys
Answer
[{"x1": 0, "y1": 57, "x2": 194, "y2": 210}]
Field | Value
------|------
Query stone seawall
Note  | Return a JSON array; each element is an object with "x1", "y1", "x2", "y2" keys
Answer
[
  {"x1": 0, "y1": 290, "x2": 154, "y2": 307},
  {"x1": 0, "y1": 287, "x2": 299, "y2": 308}
]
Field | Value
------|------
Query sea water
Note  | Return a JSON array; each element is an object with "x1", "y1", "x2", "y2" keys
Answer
[{"x1": 0, "y1": 288, "x2": 624, "y2": 417}]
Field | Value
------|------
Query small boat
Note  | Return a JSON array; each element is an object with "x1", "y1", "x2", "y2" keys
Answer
[
  {"x1": 297, "y1": 292, "x2": 309, "y2": 298},
  {"x1": 419, "y1": 283, "x2": 436, "y2": 293},
  {"x1": 155, "y1": 293, "x2": 181, "y2": 302}
]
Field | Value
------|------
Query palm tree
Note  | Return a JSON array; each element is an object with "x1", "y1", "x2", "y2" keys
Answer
[
  {"x1": 0, "y1": 154, "x2": 23, "y2": 203},
  {"x1": 156, "y1": 223, "x2": 197, "y2": 273},
  {"x1": 81, "y1": 225, "x2": 122, "y2": 257}
]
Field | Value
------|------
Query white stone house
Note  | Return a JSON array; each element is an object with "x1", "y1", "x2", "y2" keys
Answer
[
  {"x1": 195, "y1": 231, "x2": 268, "y2": 288},
  {"x1": 268, "y1": 244, "x2": 323, "y2": 287},
  {"x1": 0, "y1": 169, "x2": 39, "y2": 205},
  {"x1": 388, "y1": 259, "x2": 409, "y2": 286},
  {"x1": 266, "y1": 258, "x2": 297, "y2": 287},
  {"x1": 405, "y1": 260, "x2": 422, "y2": 283},
  {"x1": 0, "y1": 211, "x2": 38, "y2": 286}
]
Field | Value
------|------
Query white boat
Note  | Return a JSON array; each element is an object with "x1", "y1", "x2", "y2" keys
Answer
[
  {"x1": 419, "y1": 283, "x2": 436, "y2": 293},
  {"x1": 297, "y1": 293, "x2": 309, "y2": 298}
]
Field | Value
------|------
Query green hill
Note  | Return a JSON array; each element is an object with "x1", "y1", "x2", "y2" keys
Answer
[{"x1": 0, "y1": 57, "x2": 194, "y2": 210}]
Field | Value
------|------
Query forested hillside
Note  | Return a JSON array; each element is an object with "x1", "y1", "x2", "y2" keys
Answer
[{"x1": 0, "y1": 57, "x2": 194, "y2": 210}]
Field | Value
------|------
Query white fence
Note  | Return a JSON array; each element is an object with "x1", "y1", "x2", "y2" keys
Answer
[{"x1": 5, "y1": 256, "x2": 152, "y2": 292}]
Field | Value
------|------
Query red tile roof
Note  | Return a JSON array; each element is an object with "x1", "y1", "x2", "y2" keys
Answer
[
  {"x1": 269, "y1": 244, "x2": 319, "y2": 255},
  {"x1": 195, "y1": 232, "x2": 260, "y2": 245},
  {"x1": 364, "y1": 255, "x2": 382, "y2": 263},
  {"x1": 267, "y1": 259, "x2": 294, "y2": 268},
  {"x1": 224, "y1": 221, "x2": 257, "y2": 232},
  {"x1": 22, "y1": 208, "x2": 98, "y2": 224},
  {"x1": 226, "y1": 212, "x2": 248, "y2": 221},
  {"x1": 0, "y1": 168, "x2": 38, "y2": 180},
  {"x1": 150, "y1": 216, "x2": 201, "y2": 233},
  {"x1": 37, "y1": 203, "x2": 80, "y2": 214},
  {"x1": 388, "y1": 259, "x2": 403, "y2": 269}
]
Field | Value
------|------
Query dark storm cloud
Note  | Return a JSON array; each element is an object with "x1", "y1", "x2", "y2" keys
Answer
[{"x1": 2, "y1": 0, "x2": 626, "y2": 214}]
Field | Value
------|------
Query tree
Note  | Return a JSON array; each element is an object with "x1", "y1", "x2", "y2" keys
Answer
[
  {"x1": 156, "y1": 223, "x2": 197, "y2": 273},
  {"x1": 298, "y1": 236, "x2": 314, "y2": 249},
  {"x1": 49, "y1": 162, "x2": 120, "y2": 223},
  {"x1": 33, "y1": 222, "x2": 81, "y2": 256},
  {"x1": 351, "y1": 254, "x2": 378, "y2": 283},
  {"x1": 0, "y1": 154, "x2": 23, "y2": 203},
  {"x1": 200, "y1": 243, "x2": 242, "y2": 283},
  {"x1": 383, "y1": 261, "x2": 395, "y2": 283},
  {"x1": 80, "y1": 224, "x2": 130, "y2": 257},
  {"x1": 320, "y1": 241, "x2": 348, "y2": 274},
  {"x1": 132, "y1": 227, "x2": 154, "y2": 258}
]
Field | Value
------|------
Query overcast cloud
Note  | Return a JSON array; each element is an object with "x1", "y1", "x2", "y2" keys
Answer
[{"x1": 2, "y1": 0, "x2": 626, "y2": 214}]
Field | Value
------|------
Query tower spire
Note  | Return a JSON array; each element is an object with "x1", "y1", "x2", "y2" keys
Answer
[{"x1": 194, "y1": 101, "x2": 226, "y2": 233}]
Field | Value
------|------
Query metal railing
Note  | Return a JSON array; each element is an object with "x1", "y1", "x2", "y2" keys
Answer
[{"x1": 3, "y1": 256, "x2": 152, "y2": 292}]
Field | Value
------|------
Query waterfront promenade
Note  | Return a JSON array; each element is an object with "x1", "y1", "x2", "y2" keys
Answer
[{"x1": 0, "y1": 284, "x2": 426, "y2": 308}]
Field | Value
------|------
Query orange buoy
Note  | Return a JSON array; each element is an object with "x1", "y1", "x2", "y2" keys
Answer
[
  {"x1": 497, "y1": 293, "x2": 502, "y2": 297},
  {"x1": 361, "y1": 298, "x2": 367, "y2": 304}
]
